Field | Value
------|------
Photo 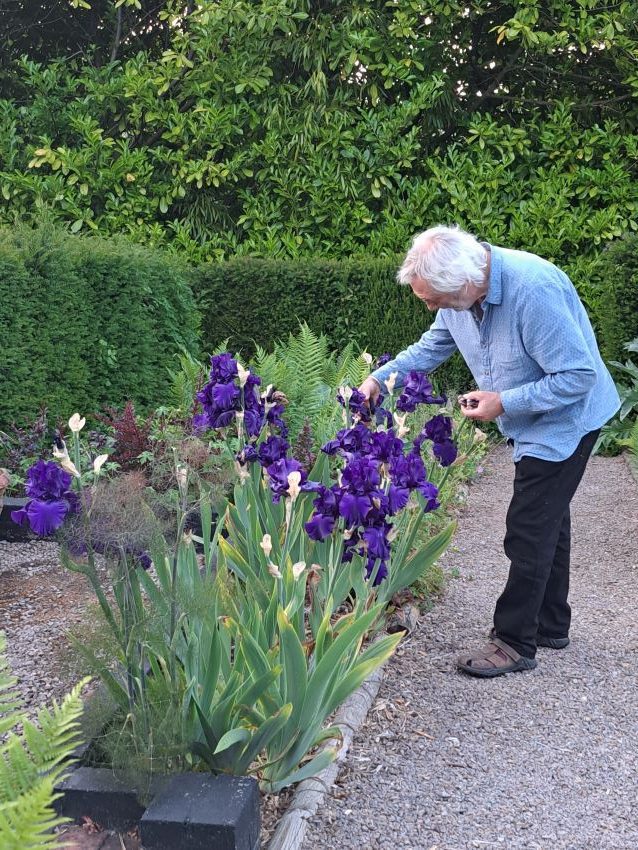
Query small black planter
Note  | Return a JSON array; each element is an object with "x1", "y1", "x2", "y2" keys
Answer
[
  {"x1": 0, "y1": 496, "x2": 31, "y2": 543},
  {"x1": 54, "y1": 767, "x2": 260, "y2": 849}
]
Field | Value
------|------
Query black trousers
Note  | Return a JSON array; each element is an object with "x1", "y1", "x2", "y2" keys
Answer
[{"x1": 493, "y1": 429, "x2": 600, "y2": 659}]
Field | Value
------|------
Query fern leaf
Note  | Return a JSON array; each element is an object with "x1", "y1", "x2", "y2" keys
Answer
[{"x1": 0, "y1": 632, "x2": 89, "y2": 850}]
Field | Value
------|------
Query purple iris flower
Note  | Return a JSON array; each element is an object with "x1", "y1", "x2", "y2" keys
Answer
[
  {"x1": 396, "y1": 371, "x2": 446, "y2": 412},
  {"x1": 387, "y1": 484, "x2": 410, "y2": 514},
  {"x1": 265, "y1": 457, "x2": 307, "y2": 502},
  {"x1": 208, "y1": 409, "x2": 236, "y2": 429},
  {"x1": 12, "y1": 460, "x2": 78, "y2": 537},
  {"x1": 365, "y1": 557, "x2": 388, "y2": 586},
  {"x1": 305, "y1": 513, "x2": 336, "y2": 541},
  {"x1": 424, "y1": 414, "x2": 453, "y2": 443},
  {"x1": 376, "y1": 353, "x2": 392, "y2": 367},
  {"x1": 192, "y1": 413, "x2": 209, "y2": 434},
  {"x1": 341, "y1": 530, "x2": 362, "y2": 563},
  {"x1": 322, "y1": 423, "x2": 373, "y2": 457},
  {"x1": 363, "y1": 525, "x2": 391, "y2": 561},
  {"x1": 339, "y1": 493, "x2": 373, "y2": 526},
  {"x1": 368, "y1": 430, "x2": 404, "y2": 463},
  {"x1": 419, "y1": 481, "x2": 440, "y2": 512},
  {"x1": 389, "y1": 451, "x2": 428, "y2": 489},
  {"x1": 209, "y1": 353, "x2": 238, "y2": 382},
  {"x1": 341, "y1": 457, "x2": 381, "y2": 494},
  {"x1": 244, "y1": 408, "x2": 264, "y2": 438},
  {"x1": 312, "y1": 485, "x2": 340, "y2": 517},
  {"x1": 265, "y1": 403, "x2": 288, "y2": 437},
  {"x1": 212, "y1": 382, "x2": 240, "y2": 409},
  {"x1": 433, "y1": 438, "x2": 458, "y2": 467},
  {"x1": 337, "y1": 387, "x2": 372, "y2": 423},
  {"x1": 25, "y1": 460, "x2": 72, "y2": 500},
  {"x1": 11, "y1": 500, "x2": 67, "y2": 535},
  {"x1": 258, "y1": 435, "x2": 290, "y2": 467},
  {"x1": 236, "y1": 445, "x2": 259, "y2": 464}
]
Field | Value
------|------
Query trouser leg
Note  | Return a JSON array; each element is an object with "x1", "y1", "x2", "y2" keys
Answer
[
  {"x1": 493, "y1": 430, "x2": 599, "y2": 658},
  {"x1": 538, "y1": 508, "x2": 571, "y2": 639}
]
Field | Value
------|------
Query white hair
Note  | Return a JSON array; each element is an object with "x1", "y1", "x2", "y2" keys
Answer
[{"x1": 396, "y1": 225, "x2": 488, "y2": 293}]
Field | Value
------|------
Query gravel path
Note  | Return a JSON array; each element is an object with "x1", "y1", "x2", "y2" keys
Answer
[
  {"x1": 0, "y1": 540, "x2": 96, "y2": 711},
  {"x1": 304, "y1": 446, "x2": 638, "y2": 850}
]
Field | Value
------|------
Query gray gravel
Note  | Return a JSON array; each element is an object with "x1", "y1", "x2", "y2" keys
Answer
[
  {"x1": 304, "y1": 446, "x2": 638, "y2": 850},
  {"x1": 0, "y1": 540, "x2": 95, "y2": 712}
]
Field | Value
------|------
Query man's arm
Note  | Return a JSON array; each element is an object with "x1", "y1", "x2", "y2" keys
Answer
[{"x1": 362, "y1": 311, "x2": 458, "y2": 401}]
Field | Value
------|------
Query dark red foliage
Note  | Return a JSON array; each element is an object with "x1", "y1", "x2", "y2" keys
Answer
[{"x1": 96, "y1": 402, "x2": 153, "y2": 472}]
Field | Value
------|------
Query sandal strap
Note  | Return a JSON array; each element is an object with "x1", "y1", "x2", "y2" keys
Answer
[{"x1": 488, "y1": 637, "x2": 522, "y2": 662}]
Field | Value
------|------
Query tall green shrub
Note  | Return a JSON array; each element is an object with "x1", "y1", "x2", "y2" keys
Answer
[
  {"x1": 195, "y1": 257, "x2": 472, "y2": 393},
  {"x1": 595, "y1": 235, "x2": 638, "y2": 362},
  {"x1": 0, "y1": 224, "x2": 199, "y2": 428}
]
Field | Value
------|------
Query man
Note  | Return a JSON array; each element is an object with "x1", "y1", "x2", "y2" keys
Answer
[{"x1": 359, "y1": 225, "x2": 620, "y2": 678}]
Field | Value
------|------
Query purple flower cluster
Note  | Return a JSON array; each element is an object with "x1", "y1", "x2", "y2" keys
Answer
[
  {"x1": 396, "y1": 371, "x2": 446, "y2": 412},
  {"x1": 193, "y1": 353, "x2": 287, "y2": 439},
  {"x1": 414, "y1": 414, "x2": 458, "y2": 467},
  {"x1": 193, "y1": 353, "x2": 309, "y2": 501},
  {"x1": 305, "y1": 422, "x2": 442, "y2": 586},
  {"x1": 11, "y1": 460, "x2": 79, "y2": 536}
]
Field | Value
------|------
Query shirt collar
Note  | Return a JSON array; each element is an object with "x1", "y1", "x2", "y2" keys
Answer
[{"x1": 482, "y1": 243, "x2": 503, "y2": 306}]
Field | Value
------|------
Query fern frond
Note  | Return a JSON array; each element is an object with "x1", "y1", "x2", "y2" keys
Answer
[
  {"x1": 0, "y1": 774, "x2": 69, "y2": 849},
  {"x1": 0, "y1": 632, "x2": 89, "y2": 850}
]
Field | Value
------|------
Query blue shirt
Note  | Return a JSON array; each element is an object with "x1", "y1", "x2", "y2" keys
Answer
[{"x1": 371, "y1": 245, "x2": 620, "y2": 462}]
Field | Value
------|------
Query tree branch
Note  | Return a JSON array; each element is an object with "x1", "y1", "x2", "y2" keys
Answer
[{"x1": 109, "y1": 6, "x2": 124, "y2": 65}]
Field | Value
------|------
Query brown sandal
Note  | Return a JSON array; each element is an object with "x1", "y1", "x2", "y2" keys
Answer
[{"x1": 457, "y1": 637, "x2": 537, "y2": 678}]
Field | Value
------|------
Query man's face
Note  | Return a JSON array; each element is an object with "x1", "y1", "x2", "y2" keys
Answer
[{"x1": 410, "y1": 277, "x2": 478, "y2": 312}]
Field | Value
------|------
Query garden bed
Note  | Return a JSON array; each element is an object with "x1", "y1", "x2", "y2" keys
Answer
[{"x1": 0, "y1": 539, "x2": 293, "y2": 846}]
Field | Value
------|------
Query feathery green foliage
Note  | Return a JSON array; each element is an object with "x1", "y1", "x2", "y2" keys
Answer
[
  {"x1": 0, "y1": 632, "x2": 88, "y2": 850},
  {"x1": 249, "y1": 323, "x2": 372, "y2": 446}
]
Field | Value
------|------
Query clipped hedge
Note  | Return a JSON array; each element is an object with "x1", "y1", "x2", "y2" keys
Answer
[
  {"x1": 0, "y1": 224, "x2": 199, "y2": 428},
  {"x1": 595, "y1": 235, "x2": 638, "y2": 363},
  {"x1": 195, "y1": 257, "x2": 472, "y2": 394}
]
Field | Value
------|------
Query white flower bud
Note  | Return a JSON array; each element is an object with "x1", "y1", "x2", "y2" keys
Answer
[
  {"x1": 339, "y1": 385, "x2": 353, "y2": 404},
  {"x1": 361, "y1": 352, "x2": 373, "y2": 366},
  {"x1": 68, "y1": 413, "x2": 86, "y2": 433},
  {"x1": 176, "y1": 464, "x2": 188, "y2": 492},
  {"x1": 287, "y1": 470, "x2": 302, "y2": 501},
  {"x1": 237, "y1": 362, "x2": 250, "y2": 388},
  {"x1": 93, "y1": 454, "x2": 108, "y2": 476},
  {"x1": 292, "y1": 560, "x2": 306, "y2": 580},
  {"x1": 385, "y1": 372, "x2": 399, "y2": 395},
  {"x1": 60, "y1": 457, "x2": 81, "y2": 478},
  {"x1": 268, "y1": 562, "x2": 282, "y2": 579},
  {"x1": 260, "y1": 533, "x2": 273, "y2": 558},
  {"x1": 394, "y1": 412, "x2": 409, "y2": 439}
]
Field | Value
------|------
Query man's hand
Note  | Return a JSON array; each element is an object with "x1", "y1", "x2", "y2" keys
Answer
[
  {"x1": 358, "y1": 376, "x2": 382, "y2": 406},
  {"x1": 458, "y1": 391, "x2": 504, "y2": 421}
]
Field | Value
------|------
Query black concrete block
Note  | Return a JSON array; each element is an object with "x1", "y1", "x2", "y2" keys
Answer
[
  {"x1": 140, "y1": 773, "x2": 260, "y2": 850},
  {"x1": 53, "y1": 767, "x2": 167, "y2": 831},
  {"x1": 0, "y1": 498, "x2": 31, "y2": 542}
]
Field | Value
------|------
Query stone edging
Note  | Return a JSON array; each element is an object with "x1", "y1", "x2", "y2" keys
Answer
[{"x1": 265, "y1": 656, "x2": 387, "y2": 850}]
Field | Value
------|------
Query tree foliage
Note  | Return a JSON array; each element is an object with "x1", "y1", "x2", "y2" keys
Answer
[{"x1": 0, "y1": 0, "x2": 637, "y2": 285}]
